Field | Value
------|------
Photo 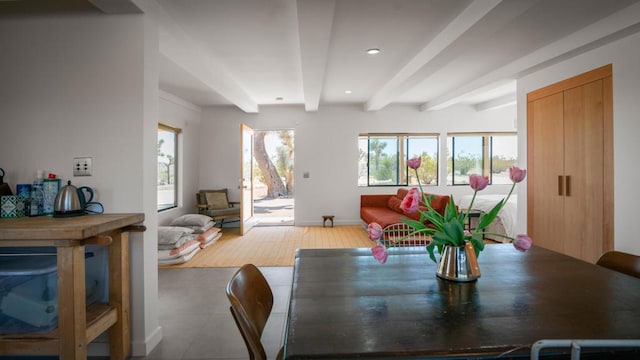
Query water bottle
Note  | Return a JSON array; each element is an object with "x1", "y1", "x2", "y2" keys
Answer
[
  {"x1": 29, "y1": 187, "x2": 42, "y2": 216},
  {"x1": 31, "y1": 171, "x2": 44, "y2": 216}
]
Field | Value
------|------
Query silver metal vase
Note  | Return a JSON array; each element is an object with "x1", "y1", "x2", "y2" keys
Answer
[{"x1": 436, "y1": 242, "x2": 481, "y2": 282}]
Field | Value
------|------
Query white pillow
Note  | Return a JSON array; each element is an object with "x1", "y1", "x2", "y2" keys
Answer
[
  {"x1": 170, "y1": 214, "x2": 214, "y2": 227},
  {"x1": 158, "y1": 226, "x2": 194, "y2": 245},
  {"x1": 180, "y1": 222, "x2": 216, "y2": 234}
]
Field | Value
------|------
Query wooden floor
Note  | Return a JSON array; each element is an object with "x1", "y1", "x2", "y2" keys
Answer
[{"x1": 160, "y1": 225, "x2": 373, "y2": 268}]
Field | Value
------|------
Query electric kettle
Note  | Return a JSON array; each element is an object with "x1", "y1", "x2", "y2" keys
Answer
[{"x1": 53, "y1": 181, "x2": 94, "y2": 218}]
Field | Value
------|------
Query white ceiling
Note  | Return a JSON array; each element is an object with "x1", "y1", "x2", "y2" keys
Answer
[{"x1": 5, "y1": 0, "x2": 640, "y2": 112}]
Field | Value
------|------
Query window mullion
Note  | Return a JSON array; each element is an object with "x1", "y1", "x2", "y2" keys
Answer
[
  {"x1": 399, "y1": 136, "x2": 406, "y2": 185},
  {"x1": 483, "y1": 136, "x2": 490, "y2": 179}
]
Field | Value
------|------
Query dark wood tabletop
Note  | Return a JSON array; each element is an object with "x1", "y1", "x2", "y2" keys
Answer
[{"x1": 283, "y1": 245, "x2": 640, "y2": 359}]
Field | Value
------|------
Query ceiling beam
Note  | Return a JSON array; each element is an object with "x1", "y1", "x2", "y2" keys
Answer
[
  {"x1": 422, "y1": 80, "x2": 515, "y2": 111},
  {"x1": 133, "y1": 0, "x2": 259, "y2": 113},
  {"x1": 474, "y1": 93, "x2": 516, "y2": 112},
  {"x1": 296, "y1": 0, "x2": 336, "y2": 112},
  {"x1": 364, "y1": 0, "x2": 502, "y2": 112},
  {"x1": 88, "y1": 0, "x2": 141, "y2": 14},
  {"x1": 421, "y1": 1, "x2": 640, "y2": 112}
]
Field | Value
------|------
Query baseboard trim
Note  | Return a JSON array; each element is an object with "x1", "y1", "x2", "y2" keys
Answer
[
  {"x1": 131, "y1": 325, "x2": 164, "y2": 357},
  {"x1": 294, "y1": 219, "x2": 363, "y2": 227}
]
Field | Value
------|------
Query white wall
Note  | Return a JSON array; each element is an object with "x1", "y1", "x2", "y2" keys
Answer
[
  {"x1": 0, "y1": 14, "x2": 162, "y2": 356},
  {"x1": 158, "y1": 91, "x2": 203, "y2": 225},
  {"x1": 201, "y1": 103, "x2": 517, "y2": 226},
  {"x1": 517, "y1": 30, "x2": 640, "y2": 255}
]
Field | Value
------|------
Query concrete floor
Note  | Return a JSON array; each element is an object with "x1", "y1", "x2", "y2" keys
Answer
[
  {"x1": 0, "y1": 268, "x2": 291, "y2": 360},
  {"x1": 136, "y1": 266, "x2": 293, "y2": 360}
]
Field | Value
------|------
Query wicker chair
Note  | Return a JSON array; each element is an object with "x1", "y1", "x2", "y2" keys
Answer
[{"x1": 381, "y1": 222, "x2": 430, "y2": 248}]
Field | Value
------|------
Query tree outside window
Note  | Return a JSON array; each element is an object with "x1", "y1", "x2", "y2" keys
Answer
[
  {"x1": 446, "y1": 133, "x2": 517, "y2": 185},
  {"x1": 358, "y1": 134, "x2": 438, "y2": 187},
  {"x1": 158, "y1": 124, "x2": 180, "y2": 211}
]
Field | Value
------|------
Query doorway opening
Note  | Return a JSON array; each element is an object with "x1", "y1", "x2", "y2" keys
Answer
[{"x1": 253, "y1": 129, "x2": 294, "y2": 226}]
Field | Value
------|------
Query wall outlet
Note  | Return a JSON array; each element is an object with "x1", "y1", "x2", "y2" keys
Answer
[{"x1": 73, "y1": 157, "x2": 92, "y2": 176}]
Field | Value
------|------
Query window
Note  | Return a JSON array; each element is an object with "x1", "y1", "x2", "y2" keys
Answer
[
  {"x1": 358, "y1": 134, "x2": 438, "y2": 186},
  {"x1": 446, "y1": 133, "x2": 517, "y2": 185},
  {"x1": 158, "y1": 124, "x2": 180, "y2": 211}
]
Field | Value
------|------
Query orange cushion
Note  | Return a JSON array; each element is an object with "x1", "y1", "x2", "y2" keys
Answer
[
  {"x1": 360, "y1": 207, "x2": 408, "y2": 228},
  {"x1": 387, "y1": 196, "x2": 403, "y2": 213},
  {"x1": 396, "y1": 188, "x2": 409, "y2": 200},
  {"x1": 427, "y1": 194, "x2": 450, "y2": 215}
]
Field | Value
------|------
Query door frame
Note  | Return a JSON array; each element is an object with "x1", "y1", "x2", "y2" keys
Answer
[{"x1": 240, "y1": 124, "x2": 255, "y2": 235}]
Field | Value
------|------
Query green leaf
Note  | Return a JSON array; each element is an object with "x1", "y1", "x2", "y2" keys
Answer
[
  {"x1": 432, "y1": 221, "x2": 465, "y2": 247},
  {"x1": 422, "y1": 194, "x2": 435, "y2": 210},
  {"x1": 470, "y1": 232, "x2": 485, "y2": 257},
  {"x1": 424, "y1": 212, "x2": 445, "y2": 230},
  {"x1": 401, "y1": 218, "x2": 427, "y2": 230},
  {"x1": 477, "y1": 199, "x2": 504, "y2": 230},
  {"x1": 444, "y1": 197, "x2": 458, "y2": 222},
  {"x1": 426, "y1": 243, "x2": 437, "y2": 262}
]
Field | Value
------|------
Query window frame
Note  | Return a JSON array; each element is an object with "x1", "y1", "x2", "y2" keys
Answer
[
  {"x1": 358, "y1": 133, "x2": 439, "y2": 187},
  {"x1": 447, "y1": 132, "x2": 517, "y2": 186},
  {"x1": 157, "y1": 123, "x2": 181, "y2": 212}
]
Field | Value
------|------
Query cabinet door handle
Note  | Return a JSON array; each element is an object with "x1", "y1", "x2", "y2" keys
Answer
[
  {"x1": 558, "y1": 175, "x2": 564, "y2": 196},
  {"x1": 565, "y1": 175, "x2": 571, "y2": 197}
]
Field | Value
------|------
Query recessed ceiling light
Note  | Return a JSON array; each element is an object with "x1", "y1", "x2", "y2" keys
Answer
[
  {"x1": 345, "y1": 90, "x2": 352, "y2": 94},
  {"x1": 275, "y1": 97, "x2": 284, "y2": 101},
  {"x1": 366, "y1": 48, "x2": 381, "y2": 55}
]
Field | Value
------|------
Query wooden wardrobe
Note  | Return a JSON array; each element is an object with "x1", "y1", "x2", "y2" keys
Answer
[{"x1": 527, "y1": 64, "x2": 613, "y2": 263}]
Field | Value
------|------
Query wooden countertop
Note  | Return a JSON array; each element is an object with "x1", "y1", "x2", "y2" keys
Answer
[
  {"x1": 0, "y1": 213, "x2": 145, "y2": 359},
  {"x1": 0, "y1": 214, "x2": 144, "y2": 244}
]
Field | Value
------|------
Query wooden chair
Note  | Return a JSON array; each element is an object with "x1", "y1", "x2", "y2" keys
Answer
[
  {"x1": 226, "y1": 264, "x2": 284, "y2": 360},
  {"x1": 196, "y1": 189, "x2": 240, "y2": 226},
  {"x1": 596, "y1": 250, "x2": 640, "y2": 279}
]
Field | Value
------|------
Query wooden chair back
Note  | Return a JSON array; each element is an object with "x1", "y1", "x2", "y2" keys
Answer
[
  {"x1": 596, "y1": 251, "x2": 640, "y2": 279},
  {"x1": 226, "y1": 264, "x2": 282, "y2": 360}
]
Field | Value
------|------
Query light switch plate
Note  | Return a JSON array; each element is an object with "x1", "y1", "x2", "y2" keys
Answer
[{"x1": 73, "y1": 157, "x2": 92, "y2": 176}]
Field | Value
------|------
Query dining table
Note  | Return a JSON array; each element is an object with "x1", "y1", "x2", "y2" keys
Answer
[{"x1": 283, "y1": 245, "x2": 640, "y2": 359}]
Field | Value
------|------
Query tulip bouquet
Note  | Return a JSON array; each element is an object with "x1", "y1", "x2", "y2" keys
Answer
[{"x1": 368, "y1": 158, "x2": 532, "y2": 264}]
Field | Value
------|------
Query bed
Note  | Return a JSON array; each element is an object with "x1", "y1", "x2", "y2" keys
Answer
[{"x1": 456, "y1": 194, "x2": 517, "y2": 243}]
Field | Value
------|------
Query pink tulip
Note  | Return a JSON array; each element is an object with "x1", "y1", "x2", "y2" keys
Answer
[
  {"x1": 469, "y1": 174, "x2": 489, "y2": 191},
  {"x1": 371, "y1": 245, "x2": 389, "y2": 264},
  {"x1": 509, "y1": 166, "x2": 527, "y2": 183},
  {"x1": 367, "y1": 222, "x2": 383, "y2": 241},
  {"x1": 400, "y1": 188, "x2": 421, "y2": 213},
  {"x1": 513, "y1": 234, "x2": 532, "y2": 252},
  {"x1": 407, "y1": 157, "x2": 421, "y2": 170}
]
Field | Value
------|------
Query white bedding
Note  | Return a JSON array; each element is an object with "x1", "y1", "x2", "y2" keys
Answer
[{"x1": 456, "y1": 194, "x2": 517, "y2": 238}]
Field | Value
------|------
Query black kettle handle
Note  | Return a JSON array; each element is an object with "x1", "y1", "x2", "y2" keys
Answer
[
  {"x1": 0, "y1": 168, "x2": 4, "y2": 183},
  {"x1": 78, "y1": 186, "x2": 94, "y2": 204}
]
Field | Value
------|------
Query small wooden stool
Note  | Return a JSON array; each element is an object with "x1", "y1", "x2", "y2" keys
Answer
[{"x1": 322, "y1": 215, "x2": 334, "y2": 228}]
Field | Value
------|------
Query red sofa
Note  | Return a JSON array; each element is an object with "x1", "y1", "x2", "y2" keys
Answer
[{"x1": 360, "y1": 188, "x2": 450, "y2": 228}]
